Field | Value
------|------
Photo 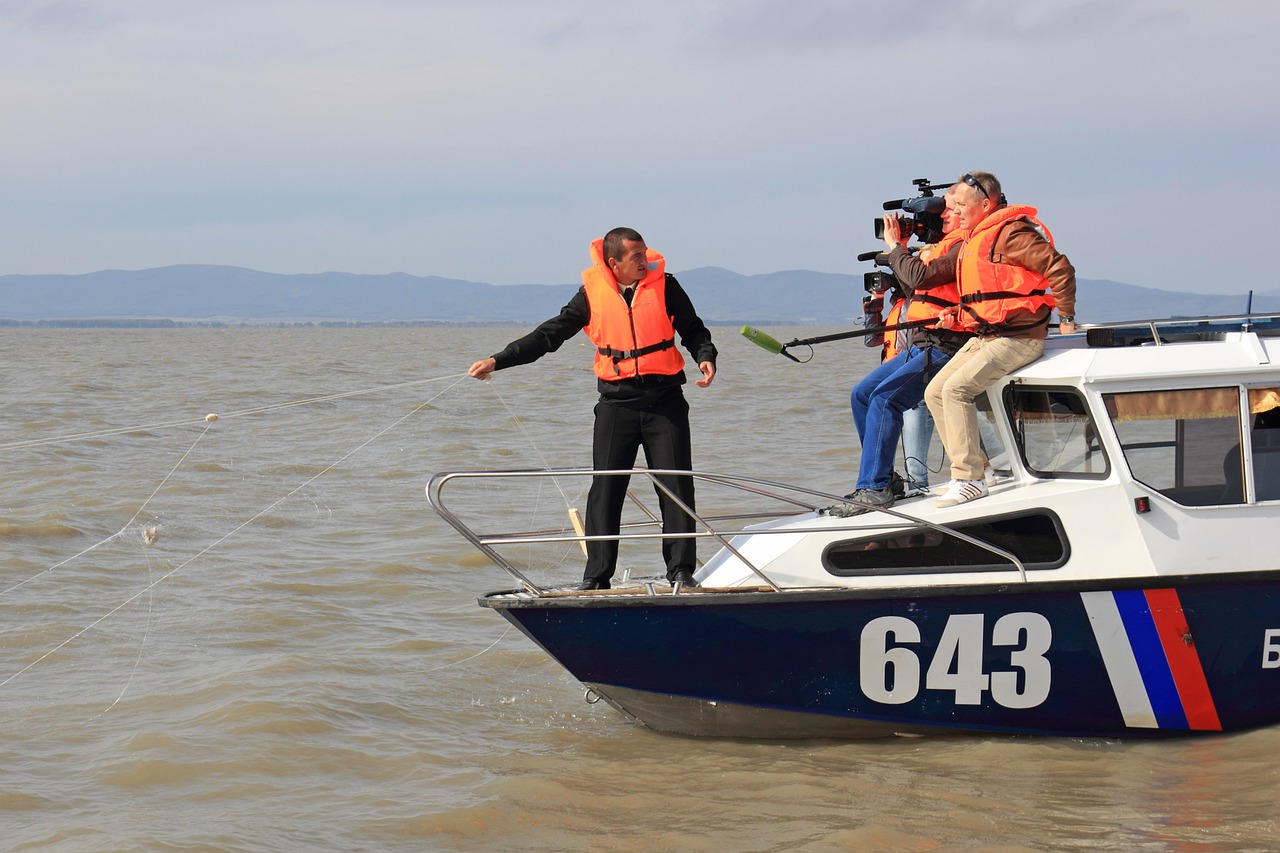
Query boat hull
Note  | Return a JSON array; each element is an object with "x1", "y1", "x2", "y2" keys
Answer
[{"x1": 482, "y1": 572, "x2": 1280, "y2": 738}]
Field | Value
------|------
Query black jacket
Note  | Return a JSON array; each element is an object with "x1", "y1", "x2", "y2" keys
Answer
[{"x1": 491, "y1": 274, "x2": 718, "y2": 405}]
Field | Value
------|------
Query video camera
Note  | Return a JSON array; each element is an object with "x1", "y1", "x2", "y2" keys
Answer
[
  {"x1": 858, "y1": 176, "x2": 955, "y2": 294},
  {"x1": 852, "y1": 247, "x2": 897, "y2": 295},
  {"x1": 863, "y1": 269, "x2": 897, "y2": 295},
  {"x1": 873, "y1": 177, "x2": 951, "y2": 245}
]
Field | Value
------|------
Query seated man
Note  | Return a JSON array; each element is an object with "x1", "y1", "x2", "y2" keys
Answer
[
  {"x1": 844, "y1": 189, "x2": 970, "y2": 514},
  {"x1": 860, "y1": 272, "x2": 934, "y2": 497},
  {"x1": 925, "y1": 171, "x2": 1077, "y2": 507}
]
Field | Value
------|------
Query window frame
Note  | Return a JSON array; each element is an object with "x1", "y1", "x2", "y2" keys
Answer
[
  {"x1": 1004, "y1": 385, "x2": 1110, "y2": 481},
  {"x1": 1104, "y1": 384, "x2": 1245, "y2": 508},
  {"x1": 822, "y1": 509, "x2": 1072, "y2": 577}
]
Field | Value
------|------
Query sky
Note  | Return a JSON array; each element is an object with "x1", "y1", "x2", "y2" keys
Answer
[{"x1": 1, "y1": 0, "x2": 1277, "y2": 297}]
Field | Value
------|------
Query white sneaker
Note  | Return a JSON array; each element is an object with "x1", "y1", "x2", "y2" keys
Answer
[
  {"x1": 934, "y1": 469, "x2": 997, "y2": 496},
  {"x1": 936, "y1": 478, "x2": 989, "y2": 508}
]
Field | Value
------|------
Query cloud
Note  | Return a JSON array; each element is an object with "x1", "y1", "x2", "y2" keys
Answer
[
  {"x1": 688, "y1": 0, "x2": 1171, "y2": 52},
  {"x1": 0, "y1": 0, "x2": 123, "y2": 33},
  {"x1": 0, "y1": 0, "x2": 1277, "y2": 293}
]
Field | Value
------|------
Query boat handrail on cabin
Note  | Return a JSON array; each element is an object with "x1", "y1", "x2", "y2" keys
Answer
[{"x1": 1078, "y1": 312, "x2": 1280, "y2": 348}]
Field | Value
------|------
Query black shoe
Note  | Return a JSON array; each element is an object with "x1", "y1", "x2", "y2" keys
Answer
[
  {"x1": 669, "y1": 569, "x2": 698, "y2": 588},
  {"x1": 888, "y1": 470, "x2": 906, "y2": 500},
  {"x1": 831, "y1": 485, "x2": 896, "y2": 517},
  {"x1": 574, "y1": 578, "x2": 611, "y2": 590}
]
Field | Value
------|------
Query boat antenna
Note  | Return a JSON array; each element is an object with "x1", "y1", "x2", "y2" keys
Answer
[{"x1": 1245, "y1": 290, "x2": 1254, "y2": 332}]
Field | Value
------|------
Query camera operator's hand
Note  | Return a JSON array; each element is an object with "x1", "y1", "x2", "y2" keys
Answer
[
  {"x1": 861, "y1": 294, "x2": 884, "y2": 315},
  {"x1": 882, "y1": 214, "x2": 908, "y2": 250}
]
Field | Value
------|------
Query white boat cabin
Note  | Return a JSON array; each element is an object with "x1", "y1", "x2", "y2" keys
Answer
[{"x1": 698, "y1": 316, "x2": 1280, "y2": 591}]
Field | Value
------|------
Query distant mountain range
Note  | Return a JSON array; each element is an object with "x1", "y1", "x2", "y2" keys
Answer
[{"x1": 0, "y1": 264, "x2": 1274, "y2": 326}]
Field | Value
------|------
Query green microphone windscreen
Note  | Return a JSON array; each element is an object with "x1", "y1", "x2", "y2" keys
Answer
[{"x1": 741, "y1": 325, "x2": 783, "y2": 354}]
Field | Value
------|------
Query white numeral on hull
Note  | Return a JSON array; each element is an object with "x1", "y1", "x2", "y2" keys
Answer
[{"x1": 860, "y1": 613, "x2": 1053, "y2": 708}]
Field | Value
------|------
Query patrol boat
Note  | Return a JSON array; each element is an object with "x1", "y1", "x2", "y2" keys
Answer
[{"x1": 429, "y1": 314, "x2": 1280, "y2": 738}]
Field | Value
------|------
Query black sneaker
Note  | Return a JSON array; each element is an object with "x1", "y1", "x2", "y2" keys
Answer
[
  {"x1": 574, "y1": 578, "x2": 611, "y2": 590},
  {"x1": 833, "y1": 485, "x2": 896, "y2": 517},
  {"x1": 888, "y1": 470, "x2": 906, "y2": 500}
]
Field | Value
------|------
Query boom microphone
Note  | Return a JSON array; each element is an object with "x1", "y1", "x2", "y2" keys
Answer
[
  {"x1": 740, "y1": 326, "x2": 800, "y2": 361},
  {"x1": 740, "y1": 325, "x2": 782, "y2": 353}
]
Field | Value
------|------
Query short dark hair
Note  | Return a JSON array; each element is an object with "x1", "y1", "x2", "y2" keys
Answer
[{"x1": 602, "y1": 227, "x2": 645, "y2": 263}]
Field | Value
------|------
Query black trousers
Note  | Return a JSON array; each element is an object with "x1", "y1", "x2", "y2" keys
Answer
[{"x1": 583, "y1": 392, "x2": 696, "y2": 582}]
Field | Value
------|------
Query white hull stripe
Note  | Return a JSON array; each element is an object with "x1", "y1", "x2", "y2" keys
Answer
[{"x1": 1080, "y1": 590, "x2": 1159, "y2": 728}]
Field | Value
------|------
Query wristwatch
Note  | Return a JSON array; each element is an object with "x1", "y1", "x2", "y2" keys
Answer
[{"x1": 1060, "y1": 315, "x2": 1075, "y2": 323}]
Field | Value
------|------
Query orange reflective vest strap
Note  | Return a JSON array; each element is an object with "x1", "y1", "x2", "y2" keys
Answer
[
  {"x1": 956, "y1": 206, "x2": 1055, "y2": 334},
  {"x1": 905, "y1": 230, "x2": 964, "y2": 324},
  {"x1": 905, "y1": 280, "x2": 959, "y2": 322},
  {"x1": 581, "y1": 242, "x2": 684, "y2": 380}
]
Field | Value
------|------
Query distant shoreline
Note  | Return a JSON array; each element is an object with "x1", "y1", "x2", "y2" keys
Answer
[
  {"x1": 2, "y1": 264, "x2": 1269, "y2": 326},
  {"x1": 0, "y1": 318, "x2": 789, "y2": 329},
  {"x1": 0, "y1": 318, "x2": 526, "y2": 329}
]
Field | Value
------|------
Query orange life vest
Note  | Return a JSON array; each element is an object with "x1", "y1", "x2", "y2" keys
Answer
[
  {"x1": 582, "y1": 240, "x2": 685, "y2": 380},
  {"x1": 905, "y1": 229, "x2": 965, "y2": 325},
  {"x1": 956, "y1": 205, "x2": 1056, "y2": 334},
  {"x1": 882, "y1": 296, "x2": 909, "y2": 361}
]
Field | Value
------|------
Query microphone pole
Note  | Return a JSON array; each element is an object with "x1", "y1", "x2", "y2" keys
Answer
[{"x1": 740, "y1": 319, "x2": 937, "y2": 361}]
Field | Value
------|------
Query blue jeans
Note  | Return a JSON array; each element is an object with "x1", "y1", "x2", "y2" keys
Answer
[
  {"x1": 902, "y1": 401, "x2": 934, "y2": 492},
  {"x1": 851, "y1": 345, "x2": 950, "y2": 491}
]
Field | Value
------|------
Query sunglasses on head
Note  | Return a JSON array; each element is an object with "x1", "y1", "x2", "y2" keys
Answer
[{"x1": 962, "y1": 173, "x2": 989, "y2": 199}]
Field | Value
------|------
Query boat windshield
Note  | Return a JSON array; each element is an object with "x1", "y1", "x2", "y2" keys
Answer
[{"x1": 1007, "y1": 386, "x2": 1108, "y2": 479}]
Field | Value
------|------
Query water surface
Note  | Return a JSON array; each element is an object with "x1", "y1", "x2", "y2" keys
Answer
[{"x1": 1, "y1": 327, "x2": 1275, "y2": 851}]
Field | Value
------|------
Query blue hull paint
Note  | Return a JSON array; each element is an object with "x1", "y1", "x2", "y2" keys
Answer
[{"x1": 483, "y1": 574, "x2": 1280, "y2": 738}]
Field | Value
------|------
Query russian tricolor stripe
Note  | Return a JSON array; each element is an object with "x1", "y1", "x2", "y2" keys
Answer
[{"x1": 1080, "y1": 589, "x2": 1222, "y2": 731}]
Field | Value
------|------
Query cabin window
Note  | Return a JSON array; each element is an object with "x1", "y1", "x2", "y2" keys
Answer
[
  {"x1": 824, "y1": 511, "x2": 1068, "y2": 576},
  {"x1": 1007, "y1": 387, "x2": 1108, "y2": 478},
  {"x1": 1104, "y1": 387, "x2": 1244, "y2": 506}
]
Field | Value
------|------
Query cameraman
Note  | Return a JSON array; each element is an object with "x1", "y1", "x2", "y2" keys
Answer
[
  {"x1": 844, "y1": 187, "x2": 971, "y2": 514},
  {"x1": 861, "y1": 278, "x2": 908, "y2": 362},
  {"x1": 858, "y1": 275, "x2": 921, "y2": 489}
]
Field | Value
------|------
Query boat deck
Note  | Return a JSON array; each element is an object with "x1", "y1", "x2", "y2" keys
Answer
[{"x1": 487, "y1": 580, "x2": 781, "y2": 601}]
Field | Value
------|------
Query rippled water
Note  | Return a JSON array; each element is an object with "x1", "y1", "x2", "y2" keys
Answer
[{"x1": 2, "y1": 327, "x2": 1277, "y2": 852}]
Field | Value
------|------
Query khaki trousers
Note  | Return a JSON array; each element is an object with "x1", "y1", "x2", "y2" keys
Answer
[{"x1": 924, "y1": 336, "x2": 1044, "y2": 481}]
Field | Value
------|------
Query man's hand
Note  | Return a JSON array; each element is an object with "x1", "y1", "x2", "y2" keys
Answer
[
  {"x1": 695, "y1": 361, "x2": 716, "y2": 388},
  {"x1": 936, "y1": 307, "x2": 959, "y2": 330},
  {"x1": 468, "y1": 358, "x2": 496, "y2": 380},
  {"x1": 882, "y1": 214, "x2": 907, "y2": 250}
]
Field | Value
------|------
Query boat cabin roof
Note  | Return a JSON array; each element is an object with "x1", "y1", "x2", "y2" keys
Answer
[{"x1": 1017, "y1": 316, "x2": 1280, "y2": 388}]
